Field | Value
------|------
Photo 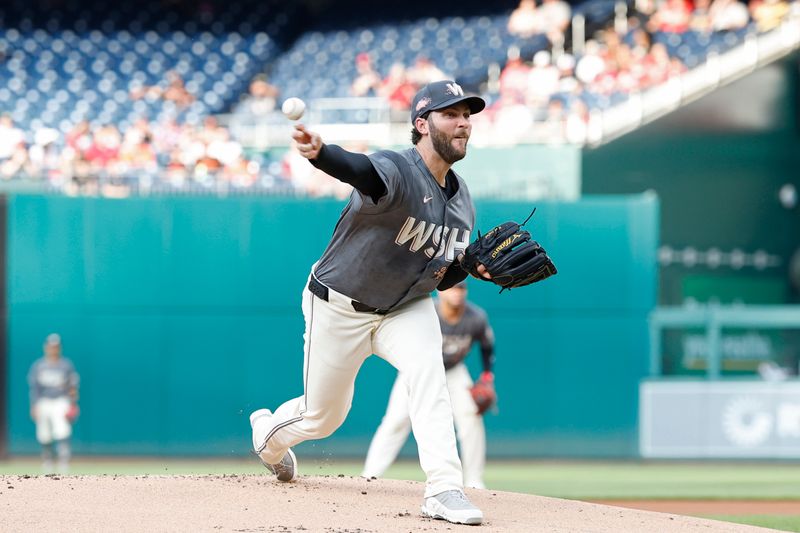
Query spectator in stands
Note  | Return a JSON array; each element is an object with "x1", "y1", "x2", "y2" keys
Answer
[
  {"x1": 162, "y1": 71, "x2": 195, "y2": 107},
  {"x1": 207, "y1": 128, "x2": 244, "y2": 169},
  {"x1": 749, "y1": 0, "x2": 790, "y2": 32},
  {"x1": 222, "y1": 154, "x2": 259, "y2": 189},
  {"x1": 152, "y1": 117, "x2": 183, "y2": 161},
  {"x1": 64, "y1": 120, "x2": 92, "y2": 159},
  {"x1": 61, "y1": 121, "x2": 93, "y2": 191},
  {"x1": 564, "y1": 99, "x2": 591, "y2": 144},
  {"x1": 85, "y1": 125, "x2": 122, "y2": 174},
  {"x1": 175, "y1": 124, "x2": 206, "y2": 176},
  {"x1": 282, "y1": 140, "x2": 316, "y2": 193},
  {"x1": 508, "y1": 0, "x2": 542, "y2": 38},
  {"x1": 555, "y1": 53, "x2": 580, "y2": 94},
  {"x1": 668, "y1": 55, "x2": 688, "y2": 78},
  {"x1": 351, "y1": 52, "x2": 382, "y2": 97},
  {"x1": 539, "y1": 99, "x2": 566, "y2": 141},
  {"x1": 601, "y1": 28, "x2": 624, "y2": 67},
  {"x1": 690, "y1": 0, "x2": 715, "y2": 31},
  {"x1": 0, "y1": 140, "x2": 30, "y2": 179},
  {"x1": 628, "y1": 29, "x2": 652, "y2": 61},
  {"x1": 164, "y1": 148, "x2": 189, "y2": 185},
  {"x1": 28, "y1": 128, "x2": 62, "y2": 180},
  {"x1": 378, "y1": 63, "x2": 417, "y2": 113},
  {"x1": 130, "y1": 70, "x2": 194, "y2": 108},
  {"x1": 629, "y1": 0, "x2": 659, "y2": 30},
  {"x1": 575, "y1": 40, "x2": 607, "y2": 86},
  {"x1": 600, "y1": 29, "x2": 647, "y2": 93},
  {"x1": 527, "y1": 50, "x2": 560, "y2": 111},
  {"x1": 65, "y1": 152, "x2": 95, "y2": 195},
  {"x1": 119, "y1": 123, "x2": 158, "y2": 176},
  {"x1": 0, "y1": 115, "x2": 24, "y2": 163},
  {"x1": 236, "y1": 75, "x2": 280, "y2": 116},
  {"x1": 710, "y1": 0, "x2": 751, "y2": 31},
  {"x1": 538, "y1": 0, "x2": 572, "y2": 45},
  {"x1": 406, "y1": 55, "x2": 448, "y2": 86},
  {"x1": 197, "y1": 115, "x2": 225, "y2": 146},
  {"x1": 499, "y1": 46, "x2": 531, "y2": 103},
  {"x1": 641, "y1": 42, "x2": 675, "y2": 86},
  {"x1": 648, "y1": 0, "x2": 692, "y2": 33},
  {"x1": 490, "y1": 92, "x2": 535, "y2": 144}
]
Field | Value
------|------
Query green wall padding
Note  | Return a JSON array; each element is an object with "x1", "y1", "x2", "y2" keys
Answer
[{"x1": 7, "y1": 193, "x2": 657, "y2": 458}]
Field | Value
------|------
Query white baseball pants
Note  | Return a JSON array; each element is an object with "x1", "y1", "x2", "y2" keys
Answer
[
  {"x1": 257, "y1": 275, "x2": 464, "y2": 497},
  {"x1": 33, "y1": 397, "x2": 72, "y2": 444},
  {"x1": 362, "y1": 362, "x2": 487, "y2": 488}
]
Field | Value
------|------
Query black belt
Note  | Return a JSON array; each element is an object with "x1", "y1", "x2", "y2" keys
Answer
[{"x1": 308, "y1": 276, "x2": 389, "y2": 315}]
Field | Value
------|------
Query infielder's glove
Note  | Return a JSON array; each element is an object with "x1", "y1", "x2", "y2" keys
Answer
[
  {"x1": 461, "y1": 209, "x2": 557, "y2": 291},
  {"x1": 66, "y1": 403, "x2": 80, "y2": 423},
  {"x1": 470, "y1": 372, "x2": 497, "y2": 415}
]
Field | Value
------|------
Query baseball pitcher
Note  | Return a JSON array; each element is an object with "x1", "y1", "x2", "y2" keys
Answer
[{"x1": 250, "y1": 80, "x2": 488, "y2": 525}]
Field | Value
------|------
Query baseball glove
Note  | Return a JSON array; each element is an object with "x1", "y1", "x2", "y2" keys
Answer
[
  {"x1": 470, "y1": 372, "x2": 497, "y2": 415},
  {"x1": 66, "y1": 403, "x2": 80, "y2": 423},
  {"x1": 460, "y1": 209, "x2": 557, "y2": 291}
]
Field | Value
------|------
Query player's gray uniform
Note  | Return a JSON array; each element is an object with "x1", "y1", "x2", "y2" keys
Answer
[
  {"x1": 440, "y1": 302, "x2": 494, "y2": 370},
  {"x1": 314, "y1": 148, "x2": 474, "y2": 311},
  {"x1": 28, "y1": 357, "x2": 79, "y2": 444},
  {"x1": 363, "y1": 301, "x2": 495, "y2": 488},
  {"x1": 253, "y1": 147, "x2": 476, "y2": 498}
]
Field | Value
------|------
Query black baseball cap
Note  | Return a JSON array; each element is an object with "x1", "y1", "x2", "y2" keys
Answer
[{"x1": 411, "y1": 80, "x2": 486, "y2": 124}]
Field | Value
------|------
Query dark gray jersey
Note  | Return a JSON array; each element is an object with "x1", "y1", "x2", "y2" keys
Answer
[
  {"x1": 314, "y1": 148, "x2": 475, "y2": 310},
  {"x1": 438, "y1": 301, "x2": 495, "y2": 370},
  {"x1": 28, "y1": 357, "x2": 79, "y2": 403}
]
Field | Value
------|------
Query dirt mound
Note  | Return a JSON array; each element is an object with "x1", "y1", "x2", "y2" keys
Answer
[{"x1": 0, "y1": 474, "x2": 777, "y2": 532}]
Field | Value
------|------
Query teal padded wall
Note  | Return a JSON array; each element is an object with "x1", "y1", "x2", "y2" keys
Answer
[{"x1": 6, "y1": 193, "x2": 658, "y2": 457}]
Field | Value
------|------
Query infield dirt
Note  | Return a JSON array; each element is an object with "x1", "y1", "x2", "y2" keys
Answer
[{"x1": 0, "y1": 474, "x2": 781, "y2": 532}]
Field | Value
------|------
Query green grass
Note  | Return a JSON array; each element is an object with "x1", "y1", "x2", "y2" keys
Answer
[{"x1": 701, "y1": 515, "x2": 800, "y2": 532}]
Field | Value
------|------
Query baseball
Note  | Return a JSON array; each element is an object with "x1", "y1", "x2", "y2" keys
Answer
[{"x1": 281, "y1": 97, "x2": 306, "y2": 121}]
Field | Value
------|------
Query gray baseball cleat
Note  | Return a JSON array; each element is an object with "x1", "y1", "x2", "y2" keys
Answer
[
  {"x1": 421, "y1": 489, "x2": 483, "y2": 525},
  {"x1": 250, "y1": 408, "x2": 298, "y2": 482}
]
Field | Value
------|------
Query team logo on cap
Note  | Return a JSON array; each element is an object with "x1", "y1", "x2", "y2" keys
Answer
[
  {"x1": 445, "y1": 82, "x2": 464, "y2": 96},
  {"x1": 416, "y1": 97, "x2": 431, "y2": 111}
]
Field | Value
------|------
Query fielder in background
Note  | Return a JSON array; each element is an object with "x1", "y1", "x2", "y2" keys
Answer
[
  {"x1": 363, "y1": 281, "x2": 496, "y2": 489},
  {"x1": 250, "y1": 80, "x2": 489, "y2": 525},
  {"x1": 27, "y1": 333, "x2": 80, "y2": 473}
]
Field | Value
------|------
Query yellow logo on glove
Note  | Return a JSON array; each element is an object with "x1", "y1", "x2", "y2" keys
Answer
[{"x1": 491, "y1": 233, "x2": 521, "y2": 259}]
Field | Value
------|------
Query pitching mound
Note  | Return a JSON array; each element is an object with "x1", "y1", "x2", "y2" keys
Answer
[{"x1": 0, "y1": 474, "x2": 776, "y2": 532}]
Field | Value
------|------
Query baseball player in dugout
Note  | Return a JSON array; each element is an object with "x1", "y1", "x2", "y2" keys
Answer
[
  {"x1": 363, "y1": 281, "x2": 497, "y2": 490},
  {"x1": 250, "y1": 80, "x2": 489, "y2": 525},
  {"x1": 28, "y1": 333, "x2": 80, "y2": 474}
]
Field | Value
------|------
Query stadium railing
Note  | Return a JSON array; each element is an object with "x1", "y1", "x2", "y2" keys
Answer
[{"x1": 649, "y1": 304, "x2": 800, "y2": 379}]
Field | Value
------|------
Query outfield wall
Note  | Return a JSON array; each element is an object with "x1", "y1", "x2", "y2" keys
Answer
[{"x1": 5, "y1": 193, "x2": 658, "y2": 458}]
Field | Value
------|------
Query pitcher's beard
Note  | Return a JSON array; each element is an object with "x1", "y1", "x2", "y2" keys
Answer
[{"x1": 430, "y1": 121, "x2": 467, "y2": 164}]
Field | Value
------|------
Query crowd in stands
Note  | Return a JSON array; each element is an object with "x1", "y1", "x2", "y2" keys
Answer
[
  {"x1": 349, "y1": 53, "x2": 449, "y2": 117},
  {"x1": 226, "y1": 0, "x2": 796, "y2": 152},
  {"x1": 1, "y1": 0, "x2": 797, "y2": 196},
  {"x1": 324, "y1": 0, "x2": 794, "y2": 145},
  {"x1": 508, "y1": 0, "x2": 572, "y2": 46},
  {"x1": 129, "y1": 70, "x2": 196, "y2": 108},
  {"x1": 0, "y1": 112, "x2": 292, "y2": 196}
]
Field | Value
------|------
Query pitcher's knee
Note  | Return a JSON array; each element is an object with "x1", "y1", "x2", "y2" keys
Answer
[
  {"x1": 403, "y1": 356, "x2": 446, "y2": 380},
  {"x1": 302, "y1": 408, "x2": 349, "y2": 439}
]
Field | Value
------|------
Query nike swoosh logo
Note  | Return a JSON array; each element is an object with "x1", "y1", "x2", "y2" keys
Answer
[{"x1": 423, "y1": 196, "x2": 433, "y2": 203}]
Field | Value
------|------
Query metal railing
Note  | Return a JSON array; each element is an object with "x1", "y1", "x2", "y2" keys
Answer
[{"x1": 649, "y1": 304, "x2": 800, "y2": 379}]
